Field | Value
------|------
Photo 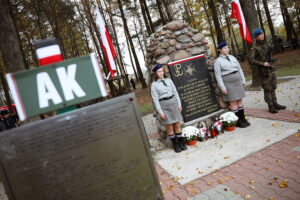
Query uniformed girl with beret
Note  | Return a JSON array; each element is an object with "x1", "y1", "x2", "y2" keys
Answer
[
  {"x1": 151, "y1": 64, "x2": 187, "y2": 153},
  {"x1": 214, "y1": 42, "x2": 250, "y2": 128}
]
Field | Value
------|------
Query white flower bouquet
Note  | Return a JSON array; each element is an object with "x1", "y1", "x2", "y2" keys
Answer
[
  {"x1": 219, "y1": 112, "x2": 238, "y2": 127},
  {"x1": 182, "y1": 126, "x2": 199, "y2": 142}
]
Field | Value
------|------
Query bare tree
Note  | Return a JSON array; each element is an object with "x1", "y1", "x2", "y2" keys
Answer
[
  {"x1": 0, "y1": 0, "x2": 25, "y2": 73},
  {"x1": 207, "y1": 0, "x2": 224, "y2": 44},
  {"x1": 117, "y1": 0, "x2": 147, "y2": 88},
  {"x1": 262, "y1": 0, "x2": 280, "y2": 51},
  {"x1": 279, "y1": 0, "x2": 297, "y2": 41}
]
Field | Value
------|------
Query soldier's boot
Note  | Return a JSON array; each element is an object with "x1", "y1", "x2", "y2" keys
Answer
[
  {"x1": 176, "y1": 133, "x2": 187, "y2": 151},
  {"x1": 274, "y1": 103, "x2": 286, "y2": 110},
  {"x1": 268, "y1": 103, "x2": 278, "y2": 113},
  {"x1": 234, "y1": 110, "x2": 247, "y2": 128},
  {"x1": 238, "y1": 108, "x2": 251, "y2": 126},
  {"x1": 170, "y1": 135, "x2": 181, "y2": 153}
]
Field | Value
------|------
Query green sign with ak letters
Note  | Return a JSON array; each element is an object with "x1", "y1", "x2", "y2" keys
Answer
[{"x1": 6, "y1": 53, "x2": 107, "y2": 120}]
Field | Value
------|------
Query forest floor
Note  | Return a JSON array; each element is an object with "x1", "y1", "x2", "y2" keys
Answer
[{"x1": 134, "y1": 48, "x2": 300, "y2": 116}]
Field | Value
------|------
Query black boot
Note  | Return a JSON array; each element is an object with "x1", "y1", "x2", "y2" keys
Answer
[
  {"x1": 170, "y1": 135, "x2": 181, "y2": 153},
  {"x1": 268, "y1": 104, "x2": 278, "y2": 113},
  {"x1": 235, "y1": 111, "x2": 247, "y2": 128},
  {"x1": 274, "y1": 103, "x2": 286, "y2": 110},
  {"x1": 239, "y1": 108, "x2": 250, "y2": 126},
  {"x1": 176, "y1": 133, "x2": 187, "y2": 151}
]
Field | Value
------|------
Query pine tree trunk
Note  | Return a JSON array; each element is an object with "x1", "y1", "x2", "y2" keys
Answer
[
  {"x1": 133, "y1": 19, "x2": 146, "y2": 59},
  {"x1": 7, "y1": 1, "x2": 29, "y2": 69},
  {"x1": 140, "y1": 0, "x2": 154, "y2": 32},
  {"x1": 139, "y1": 0, "x2": 152, "y2": 35},
  {"x1": 201, "y1": 0, "x2": 217, "y2": 55},
  {"x1": 232, "y1": 27, "x2": 241, "y2": 55},
  {"x1": 262, "y1": 0, "x2": 279, "y2": 52},
  {"x1": 72, "y1": 1, "x2": 91, "y2": 54},
  {"x1": 156, "y1": 0, "x2": 167, "y2": 25},
  {"x1": 255, "y1": 0, "x2": 265, "y2": 34},
  {"x1": 162, "y1": 0, "x2": 173, "y2": 21},
  {"x1": 35, "y1": 0, "x2": 47, "y2": 39},
  {"x1": 239, "y1": 0, "x2": 260, "y2": 87},
  {"x1": 19, "y1": 20, "x2": 39, "y2": 66},
  {"x1": 279, "y1": 0, "x2": 295, "y2": 41},
  {"x1": 134, "y1": 0, "x2": 149, "y2": 54},
  {"x1": 117, "y1": 0, "x2": 147, "y2": 88},
  {"x1": 47, "y1": 0, "x2": 66, "y2": 59},
  {"x1": 182, "y1": 0, "x2": 192, "y2": 25},
  {"x1": 0, "y1": 0, "x2": 25, "y2": 73},
  {"x1": 297, "y1": 5, "x2": 300, "y2": 33},
  {"x1": 125, "y1": 31, "x2": 139, "y2": 82},
  {"x1": 220, "y1": 1, "x2": 236, "y2": 55},
  {"x1": 207, "y1": 0, "x2": 224, "y2": 44}
]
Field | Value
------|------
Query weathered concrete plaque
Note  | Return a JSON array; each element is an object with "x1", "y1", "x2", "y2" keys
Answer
[{"x1": 0, "y1": 94, "x2": 162, "y2": 200}]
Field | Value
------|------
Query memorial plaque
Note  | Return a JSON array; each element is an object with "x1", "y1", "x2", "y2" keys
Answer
[
  {"x1": 0, "y1": 94, "x2": 162, "y2": 200},
  {"x1": 168, "y1": 54, "x2": 220, "y2": 123}
]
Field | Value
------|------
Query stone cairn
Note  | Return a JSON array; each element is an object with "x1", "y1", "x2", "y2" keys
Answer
[{"x1": 146, "y1": 20, "x2": 223, "y2": 146}]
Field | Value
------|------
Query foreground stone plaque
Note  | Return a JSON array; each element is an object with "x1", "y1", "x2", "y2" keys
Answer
[
  {"x1": 0, "y1": 94, "x2": 162, "y2": 200},
  {"x1": 168, "y1": 55, "x2": 220, "y2": 123}
]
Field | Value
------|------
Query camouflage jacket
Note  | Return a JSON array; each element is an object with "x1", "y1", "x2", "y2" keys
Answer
[{"x1": 250, "y1": 39, "x2": 275, "y2": 71}]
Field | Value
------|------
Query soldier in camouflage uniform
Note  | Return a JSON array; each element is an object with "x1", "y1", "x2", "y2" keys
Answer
[{"x1": 250, "y1": 28, "x2": 286, "y2": 113}]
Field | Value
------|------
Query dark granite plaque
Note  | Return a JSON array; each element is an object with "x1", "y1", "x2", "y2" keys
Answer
[
  {"x1": 0, "y1": 94, "x2": 162, "y2": 200},
  {"x1": 168, "y1": 55, "x2": 220, "y2": 122}
]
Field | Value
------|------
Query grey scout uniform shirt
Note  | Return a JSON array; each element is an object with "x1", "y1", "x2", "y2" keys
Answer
[
  {"x1": 214, "y1": 54, "x2": 246, "y2": 91},
  {"x1": 151, "y1": 78, "x2": 181, "y2": 115}
]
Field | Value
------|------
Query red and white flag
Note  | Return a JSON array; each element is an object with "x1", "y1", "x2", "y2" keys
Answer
[
  {"x1": 95, "y1": 10, "x2": 117, "y2": 78},
  {"x1": 231, "y1": 0, "x2": 253, "y2": 45},
  {"x1": 36, "y1": 38, "x2": 63, "y2": 66}
]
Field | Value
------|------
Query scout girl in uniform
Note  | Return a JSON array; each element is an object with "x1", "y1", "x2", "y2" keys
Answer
[{"x1": 151, "y1": 64, "x2": 186, "y2": 153}]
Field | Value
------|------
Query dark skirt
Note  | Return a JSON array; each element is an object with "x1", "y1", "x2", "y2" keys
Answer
[
  {"x1": 160, "y1": 96, "x2": 182, "y2": 125},
  {"x1": 222, "y1": 72, "x2": 246, "y2": 101}
]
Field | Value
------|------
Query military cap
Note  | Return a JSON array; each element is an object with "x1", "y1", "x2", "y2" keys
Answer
[
  {"x1": 152, "y1": 64, "x2": 163, "y2": 72},
  {"x1": 253, "y1": 28, "x2": 263, "y2": 38},
  {"x1": 217, "y1": 41, "x2": 228, "y2": 49}
]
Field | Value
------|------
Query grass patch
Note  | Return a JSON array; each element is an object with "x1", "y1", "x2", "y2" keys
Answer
[
  {"x1": 276, "y1": 67, "x2": 300, "y2": 77},
  {"x1": 246, "y1": 65, "x2": 300, "y2": 81},
  {"x1": 139, "y1": 103, "x2": 154, "y2": 116}
]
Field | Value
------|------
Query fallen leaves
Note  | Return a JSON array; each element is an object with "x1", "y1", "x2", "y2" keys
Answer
[
  {"x1": 217, "y1": 180, "x2": 223, "y2": 184},
  {"x1": 249, "y1": 186, "x2": 256, "y2": 190},
  {"x1": 165, "y1": 184, "x2": 175, "y2": 191},
  {"x1": 263, "y1": 167, "x2": 269, "y2": 171},
  {"x1": 268, "y1": 198, "x2": 276, "y2": 200},
  {"x1": 198, "y1": 171, "x2": 204, "y2": 174},
  {"x1": 264, "y1": 139, "x2": 271, "y2": 143},
  {"x1": 295, "y1": 133, "x2": 300, "y2": 137},
  {"x1": 279, "y1": 180, "x2": 288, "y2": 188},
  {"x1": 224, "y1": 156, "x2": 231, "y2": 159},
  {"x1": 272, "y1": 123, "x2": 280, "y2": 127},
  {"x1": 249, "y1": 180, "x2": 255, "y2": 184},
  {"x1": 190, "y1": 190, "x2": 199, "y2": 195},
  {"x1": 224, "y1": 176, "x2": 230, "y2": 180},
  {"x1": 275, "y1": 159, "x2": 282, "y2": 163},
  {"x1": 245, "y1": 194, "x2": 251, "y2": 199},
  {"x1": 207, "y1": 182, "x2": 211, "y2": 186}
]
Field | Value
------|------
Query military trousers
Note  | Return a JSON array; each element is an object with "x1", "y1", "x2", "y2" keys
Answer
[{"x1": 260, "y1": 71, "x2": 277, "y2": 105}]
